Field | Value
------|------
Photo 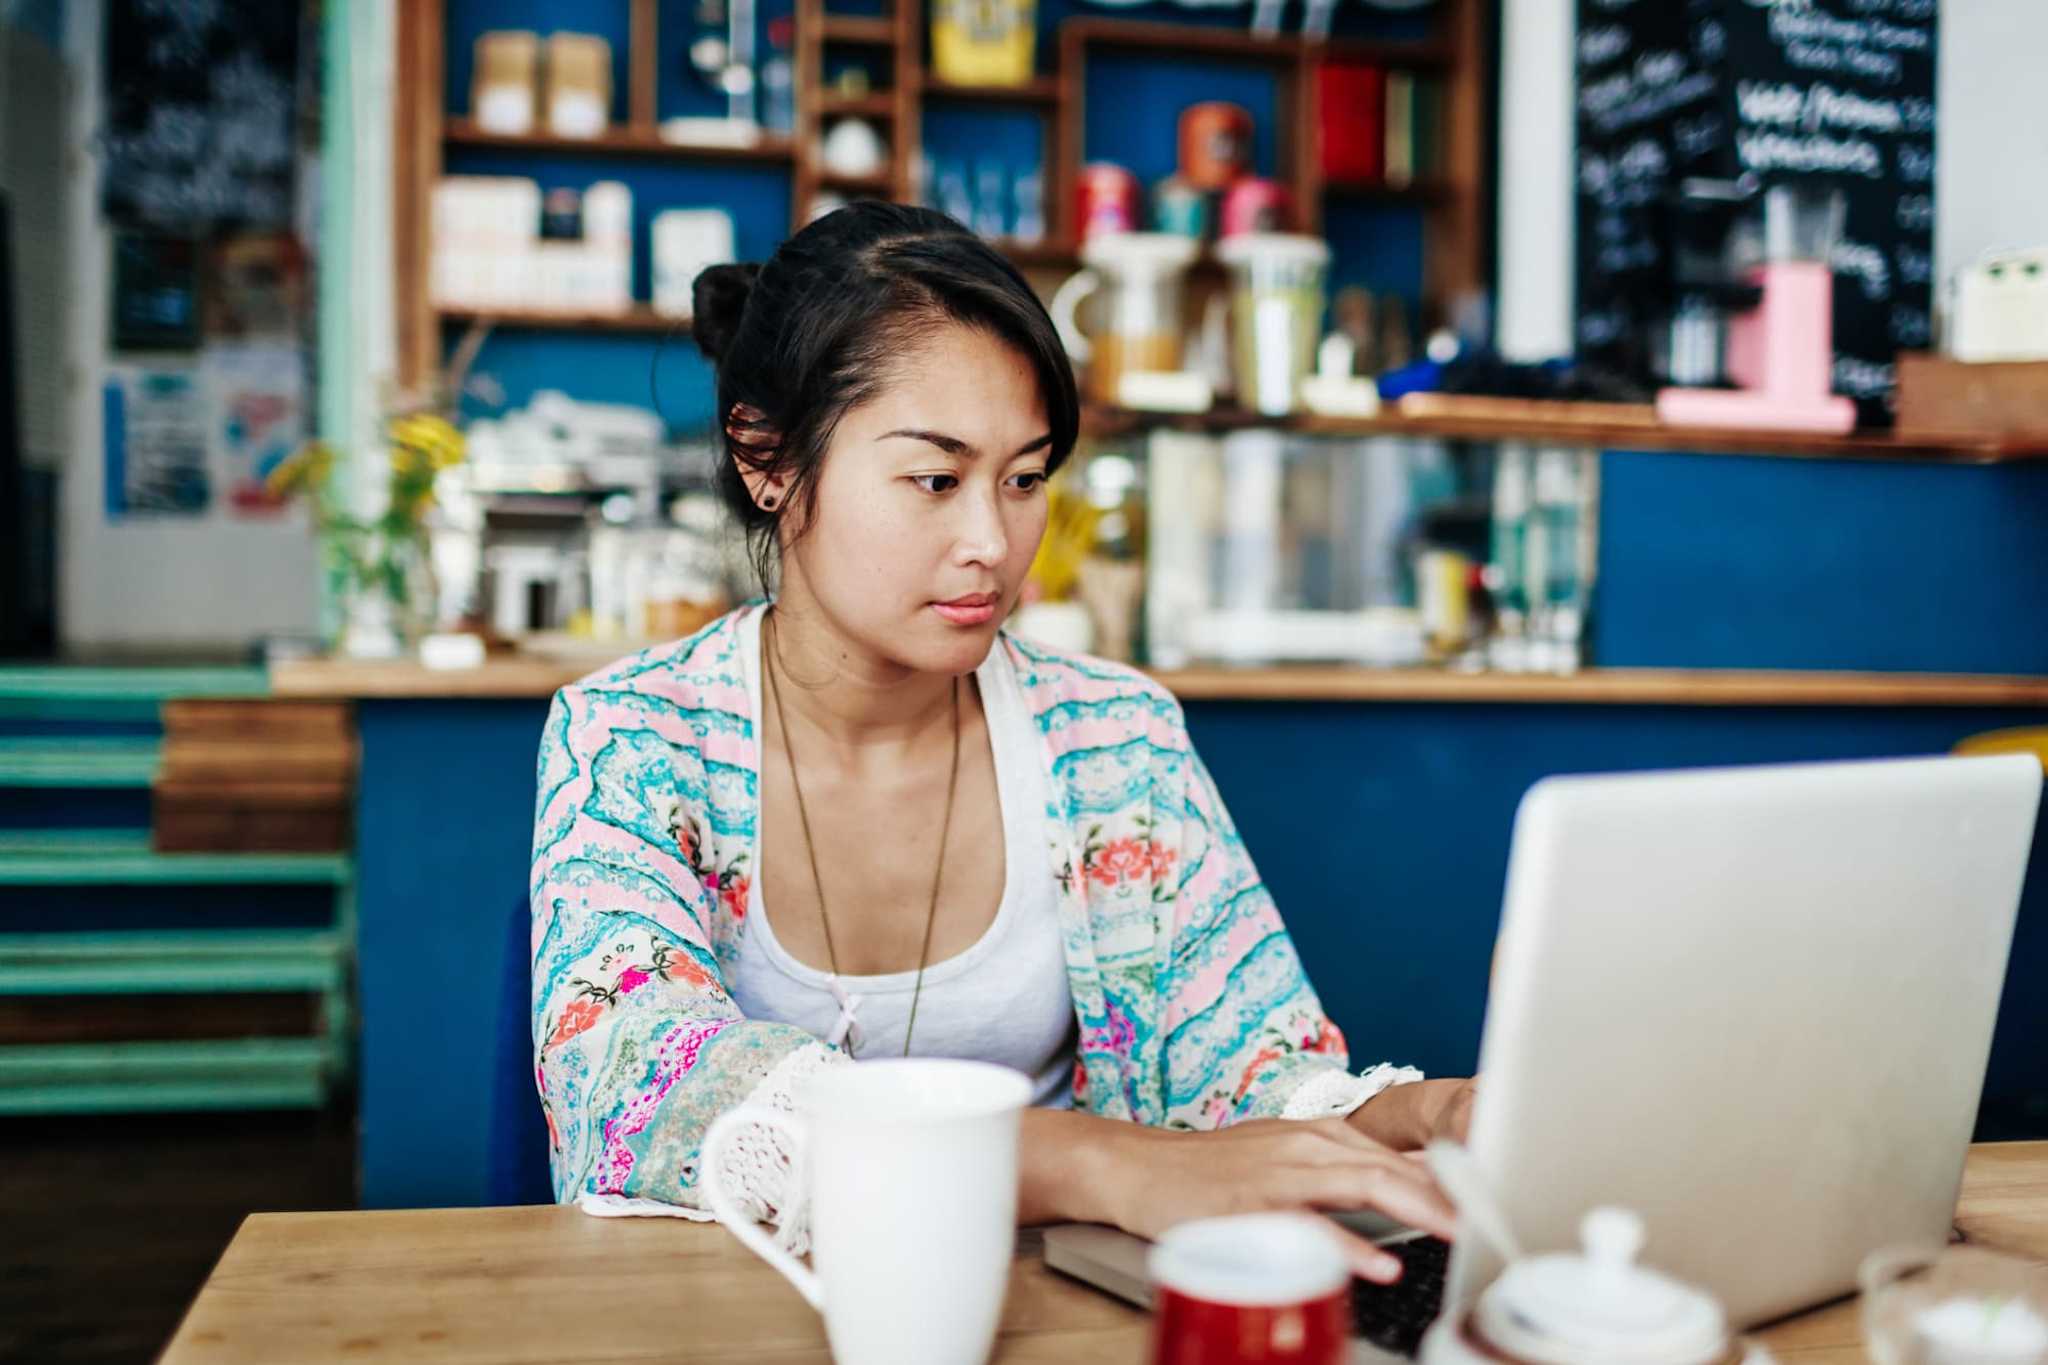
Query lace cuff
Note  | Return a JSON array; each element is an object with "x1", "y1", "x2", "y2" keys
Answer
[
  {"x1": 575, "y1": 1193, "x2": 716, "y2": 1221},
  {"x1": 571, "y1": 1039, "x2": 849, "y2": 1255},
  {"x1": 1280, "y1": 1062, "x2": 1426, "y2": 1121},
  {"x1": 715, "y1": 1041, "x2": 848, "y2": 1254}
]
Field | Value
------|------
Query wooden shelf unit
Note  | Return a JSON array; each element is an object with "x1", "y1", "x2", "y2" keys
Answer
[
  {"x1": 814, "y1": 170, "x2": 897, "y2": 194},
  {"x1": 443, "y1": 119, "x2": 796, "y2": 163},
  {"x1": 818, "y1": 92, "x2": 899, "y2": 119},
  {"x1": 791, "y1": 0, "x2": 923, "y2": 225},
  {"x1": 437, "y1": 305, "x2": 689, "y2": 334},
  {"x1": 1076, "y1": 402, "x2": 2048, "y2": 464},
  {"x1": 918, "y1": 76, "x2": 1062, "y2": 106},
  {"x1": 1057, "y1": 5, "x2": 1487, "y2": 313},
  {"x1": 393, "y1": 0, "x2": 1491, "y2": 388},
  {"x1": 1324, "y1": 176, "x2": 1458, "y2": 203},
  {"x1": 818, "y1": 14, "x2": 897, "y2": 45}
]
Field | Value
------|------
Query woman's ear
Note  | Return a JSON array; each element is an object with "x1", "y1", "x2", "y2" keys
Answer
[{"x1": 727, "y1": 403, "x2": 790, "y2": 512}]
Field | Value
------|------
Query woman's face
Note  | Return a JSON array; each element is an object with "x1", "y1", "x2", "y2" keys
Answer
[{"x1": 779, "y1": 321, "x2": 1055, "y2": 678}]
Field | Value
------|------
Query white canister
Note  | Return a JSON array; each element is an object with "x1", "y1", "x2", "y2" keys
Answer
[
  {"x1": 821, "y1": 117, "x2": 887, "y2": 179},
  {"x1": 1215, "y1": 233, "x2": 1330, "y2": 418},
  {"x1": 651, "y1": 209, "x2": 736, "y2": 318},
  {"x1": 1952, "y1": 246, "x2": 2048, "y2": 363}
]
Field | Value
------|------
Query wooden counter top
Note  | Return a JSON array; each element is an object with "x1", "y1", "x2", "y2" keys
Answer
[
  {"x1": 1080, "y1": 400, "x2": 2048, "y2": 464},
  {"x1": 270, "y1": 655, "x2": 2048, "y2": 708}
]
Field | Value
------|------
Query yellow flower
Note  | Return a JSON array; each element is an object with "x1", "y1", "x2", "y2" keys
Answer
[
  {"x1": 268, "y1": 440, "x2": 335, "y2": 499},
  {"x1": 390, "y1": 413, "x2": 465, "y2": 471}
]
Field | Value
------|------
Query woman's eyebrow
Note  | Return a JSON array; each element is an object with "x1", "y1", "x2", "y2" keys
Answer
[{"x1": 879, "y1": 428, "x2": 1054, "y2": 459}]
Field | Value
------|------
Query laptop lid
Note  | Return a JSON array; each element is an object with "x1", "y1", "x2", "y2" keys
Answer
[{"x1": 1451, "y1": 754, "x2": 2040, "y2": 1325}]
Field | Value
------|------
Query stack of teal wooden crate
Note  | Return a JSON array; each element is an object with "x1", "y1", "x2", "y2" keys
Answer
[{"x1": 0, "y1": 668, "x2": 354, "y2": 1113}]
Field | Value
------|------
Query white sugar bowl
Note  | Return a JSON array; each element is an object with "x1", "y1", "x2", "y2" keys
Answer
[{"x1": 1420, "y1": 1207, "x2": 1769, "y2": 1365}]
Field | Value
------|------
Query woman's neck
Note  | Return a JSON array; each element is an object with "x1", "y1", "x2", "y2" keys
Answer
[{"x1": 762, "y1": 589, "x2": 962, "y2": 766}]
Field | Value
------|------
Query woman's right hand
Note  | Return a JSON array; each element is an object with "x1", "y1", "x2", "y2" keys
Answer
[{"x1": 1097, "y1": 1117, "x2": 1458, "y2": 1283}]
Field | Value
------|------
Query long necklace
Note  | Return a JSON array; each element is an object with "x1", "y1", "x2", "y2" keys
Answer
[{"x1": 763, "y1": 609, "x2": 961, "y2": 1059}]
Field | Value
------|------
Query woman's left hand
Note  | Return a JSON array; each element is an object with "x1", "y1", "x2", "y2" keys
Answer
[{"x1": 1347, "y1": 1076, "x2": 1477, "y2": 1150}]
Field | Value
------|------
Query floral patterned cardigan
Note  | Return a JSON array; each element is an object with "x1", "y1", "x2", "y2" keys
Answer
[{"x1": 531, "y1": 604, "x2": 1418, "y2": 1241}]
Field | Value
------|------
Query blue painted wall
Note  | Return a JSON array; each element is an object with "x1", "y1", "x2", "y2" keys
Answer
[{"x1": 1596, "y1": 452, "x2": 2048, "y2": 674}]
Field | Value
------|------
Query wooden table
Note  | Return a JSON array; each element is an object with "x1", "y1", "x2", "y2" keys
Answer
[{"x1": 161, "y1": 1142, "x2": 2048, "y2": 1363}]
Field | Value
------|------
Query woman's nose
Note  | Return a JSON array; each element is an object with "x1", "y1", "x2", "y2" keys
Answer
[{"x1": 954, "y1": 489, "x2": 1008, "y2": 565}]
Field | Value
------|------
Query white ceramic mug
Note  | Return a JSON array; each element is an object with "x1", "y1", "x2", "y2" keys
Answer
[{"x1": 700, "y1": 1058, "x2": 1031, "y2": 1365}]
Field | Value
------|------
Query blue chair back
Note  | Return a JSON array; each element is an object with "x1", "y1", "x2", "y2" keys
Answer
[{"x1": 488, "y1": 896, "x2": 555, "y2": 1204}]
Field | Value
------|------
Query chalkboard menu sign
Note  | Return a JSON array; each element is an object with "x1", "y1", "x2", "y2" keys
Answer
[
  {"x1": 1575, "y1": 0, "x2": 1937, "y2": 422},
  {"x1": 99, "y1": 1, "x2": 301, "y2": 232}
]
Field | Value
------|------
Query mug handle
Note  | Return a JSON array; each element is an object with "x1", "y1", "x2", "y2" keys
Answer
[
  {"x1": 1049, "y1": 268, "x2": 1100, "y2": 365},
  {"x1": 700, "y1": 1103, "x2": 824, "y2": 1311}
]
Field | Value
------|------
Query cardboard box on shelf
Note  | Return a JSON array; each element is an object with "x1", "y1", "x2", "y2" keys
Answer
[
  {"x1": 472, "y1": 30, "x2": 540, "y2": 134},
  {"x1": 546, "y1": 33, "x2": 612, "y2": 139},
  {"x1": 1894, "y1": 353, "x2": 2048, "y2": 445}
]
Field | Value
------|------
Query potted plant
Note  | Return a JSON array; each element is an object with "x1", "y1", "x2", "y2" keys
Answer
[{"x1": 269, "y1": 413, "x2": 466, "y2": 658}]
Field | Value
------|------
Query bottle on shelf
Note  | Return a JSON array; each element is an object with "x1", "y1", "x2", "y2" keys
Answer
[
  {"x1": 936, "y1": 160, "x2": 975, "y2": 227},
  {"x1": 974, "y1": 161, "x2": 1009, "y2": 240},
  {"x1": 1012, "y1": 169, "x2": 1046, "y2": 246},
  {"x1": 762, "y1": 19, "x2": 796, "y2": 136},
  {"x1": 1485, "y1": 444, "x2": 1531, "y2": 672},
  {"x1": 1531, "y1": 448, "x2": 1592, "y2": 674}
]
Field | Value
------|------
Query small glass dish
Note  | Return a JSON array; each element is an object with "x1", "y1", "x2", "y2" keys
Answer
[{"x1": 1860, "y1": 1243, "x2": 2048, "y2": 1364}]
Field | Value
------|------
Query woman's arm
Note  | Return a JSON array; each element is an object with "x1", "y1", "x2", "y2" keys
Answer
[
  {"x1": 532, "y1": 682, "x2": 844, "y2": 1243},
  {"x1": 1348, "y1": 1075, "x2": 1478, "y2": 1149},
  {"x1": 1017, "y1": 1108, "x2": 1458, "y2": 1281},
  {"x1": 1154, "y1": 746, "x2": 1429, "y2": 1126}
]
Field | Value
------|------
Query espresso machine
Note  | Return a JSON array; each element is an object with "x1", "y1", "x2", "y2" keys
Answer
[
  {"x1": 1656, "y1": 182, "x2": 1857, "y2": 435},
  {"x1": 1657, "y1": 177, "x2": 1758, "y2": 389}
]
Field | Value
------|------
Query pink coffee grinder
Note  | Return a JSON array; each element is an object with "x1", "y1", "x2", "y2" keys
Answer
[{"x1": 1656, "y1": 183, "x2": 1857, "y2": 434}]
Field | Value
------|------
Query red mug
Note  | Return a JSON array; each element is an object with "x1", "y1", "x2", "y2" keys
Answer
[{"x1": 1149, "y1": 1214, "x2": 1351, "y2": 1365}]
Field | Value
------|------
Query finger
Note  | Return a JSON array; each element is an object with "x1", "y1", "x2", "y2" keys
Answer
[
  {"x1": 1287, "y1": 1160, "x2": 1460, "y2": 1242},
  {"x1": 1328, "y1": 1224, "x2": 1405, "y2": 1284}
]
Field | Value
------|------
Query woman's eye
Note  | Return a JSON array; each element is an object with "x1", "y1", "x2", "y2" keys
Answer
[
  {"x1": 911, "y1": 474, "x2": 959, "y2": 494},
  {"x1": 1010, "y1": 471, "x2": 1047, "y2": 493}
]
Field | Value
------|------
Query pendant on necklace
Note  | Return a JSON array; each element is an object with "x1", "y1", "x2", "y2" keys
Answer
[{"x1": 825, "y1": 974, "x2": 864, "y2": 1056}]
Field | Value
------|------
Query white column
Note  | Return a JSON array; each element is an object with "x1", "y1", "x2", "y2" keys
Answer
[{"x1": 1495, "y1": 0, "x2": 1577, "y2": 363}]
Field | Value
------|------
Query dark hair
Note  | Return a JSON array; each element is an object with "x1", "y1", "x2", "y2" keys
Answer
[{"x1": 689, "y1": 202, "x2": 1080, "y2": 586}]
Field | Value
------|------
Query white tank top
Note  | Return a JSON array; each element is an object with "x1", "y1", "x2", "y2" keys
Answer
[{"x1": 725, "y1": 608, "x2": 1078, "y2": 1109}]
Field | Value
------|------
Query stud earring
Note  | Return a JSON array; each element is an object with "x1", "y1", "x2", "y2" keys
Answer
[{"x1": 762, "y1": 496, "x2": 777, "y2": 509}]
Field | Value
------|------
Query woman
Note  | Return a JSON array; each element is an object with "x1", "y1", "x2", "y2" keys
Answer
[{"x1": 530, "y1": 201, "x2": 1474, "y2": 1281}]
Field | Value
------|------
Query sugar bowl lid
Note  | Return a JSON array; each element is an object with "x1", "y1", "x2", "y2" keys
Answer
[{"x1": 1474, "y1": 1207, "x2": 1730, "y2": 1365}]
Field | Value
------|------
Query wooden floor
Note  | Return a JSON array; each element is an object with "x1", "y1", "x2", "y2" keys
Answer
[{"x1": 0, "y1": 1107, "x2": 356, "y2": 1363}]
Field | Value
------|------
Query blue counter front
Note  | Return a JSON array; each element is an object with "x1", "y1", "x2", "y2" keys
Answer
[{"x1": 344, "y1": 689, "x2": 2048, "y2": 1208}]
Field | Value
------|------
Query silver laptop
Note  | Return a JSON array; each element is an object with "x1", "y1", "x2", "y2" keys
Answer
[{"x1": 1046, "y1": 753, "x2": 2041, "y2": 1350}]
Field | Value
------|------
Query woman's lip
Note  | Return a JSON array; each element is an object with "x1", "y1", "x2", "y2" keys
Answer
[
  {"x1": 937, "y1": 594, "x2": 998, "y2": 608},
  {"x1": 931, "y1": 599, "x2": 999, "y2": 625}
]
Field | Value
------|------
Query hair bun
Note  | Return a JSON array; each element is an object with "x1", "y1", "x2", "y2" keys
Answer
[{"x1": 691, "y1": 262, "x2": 762, "y2": 364}]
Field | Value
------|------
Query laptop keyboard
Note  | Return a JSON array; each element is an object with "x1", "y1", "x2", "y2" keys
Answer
[{"x1": 1348, "y1": 1235, "x2": 1450, "y2": 1358}]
